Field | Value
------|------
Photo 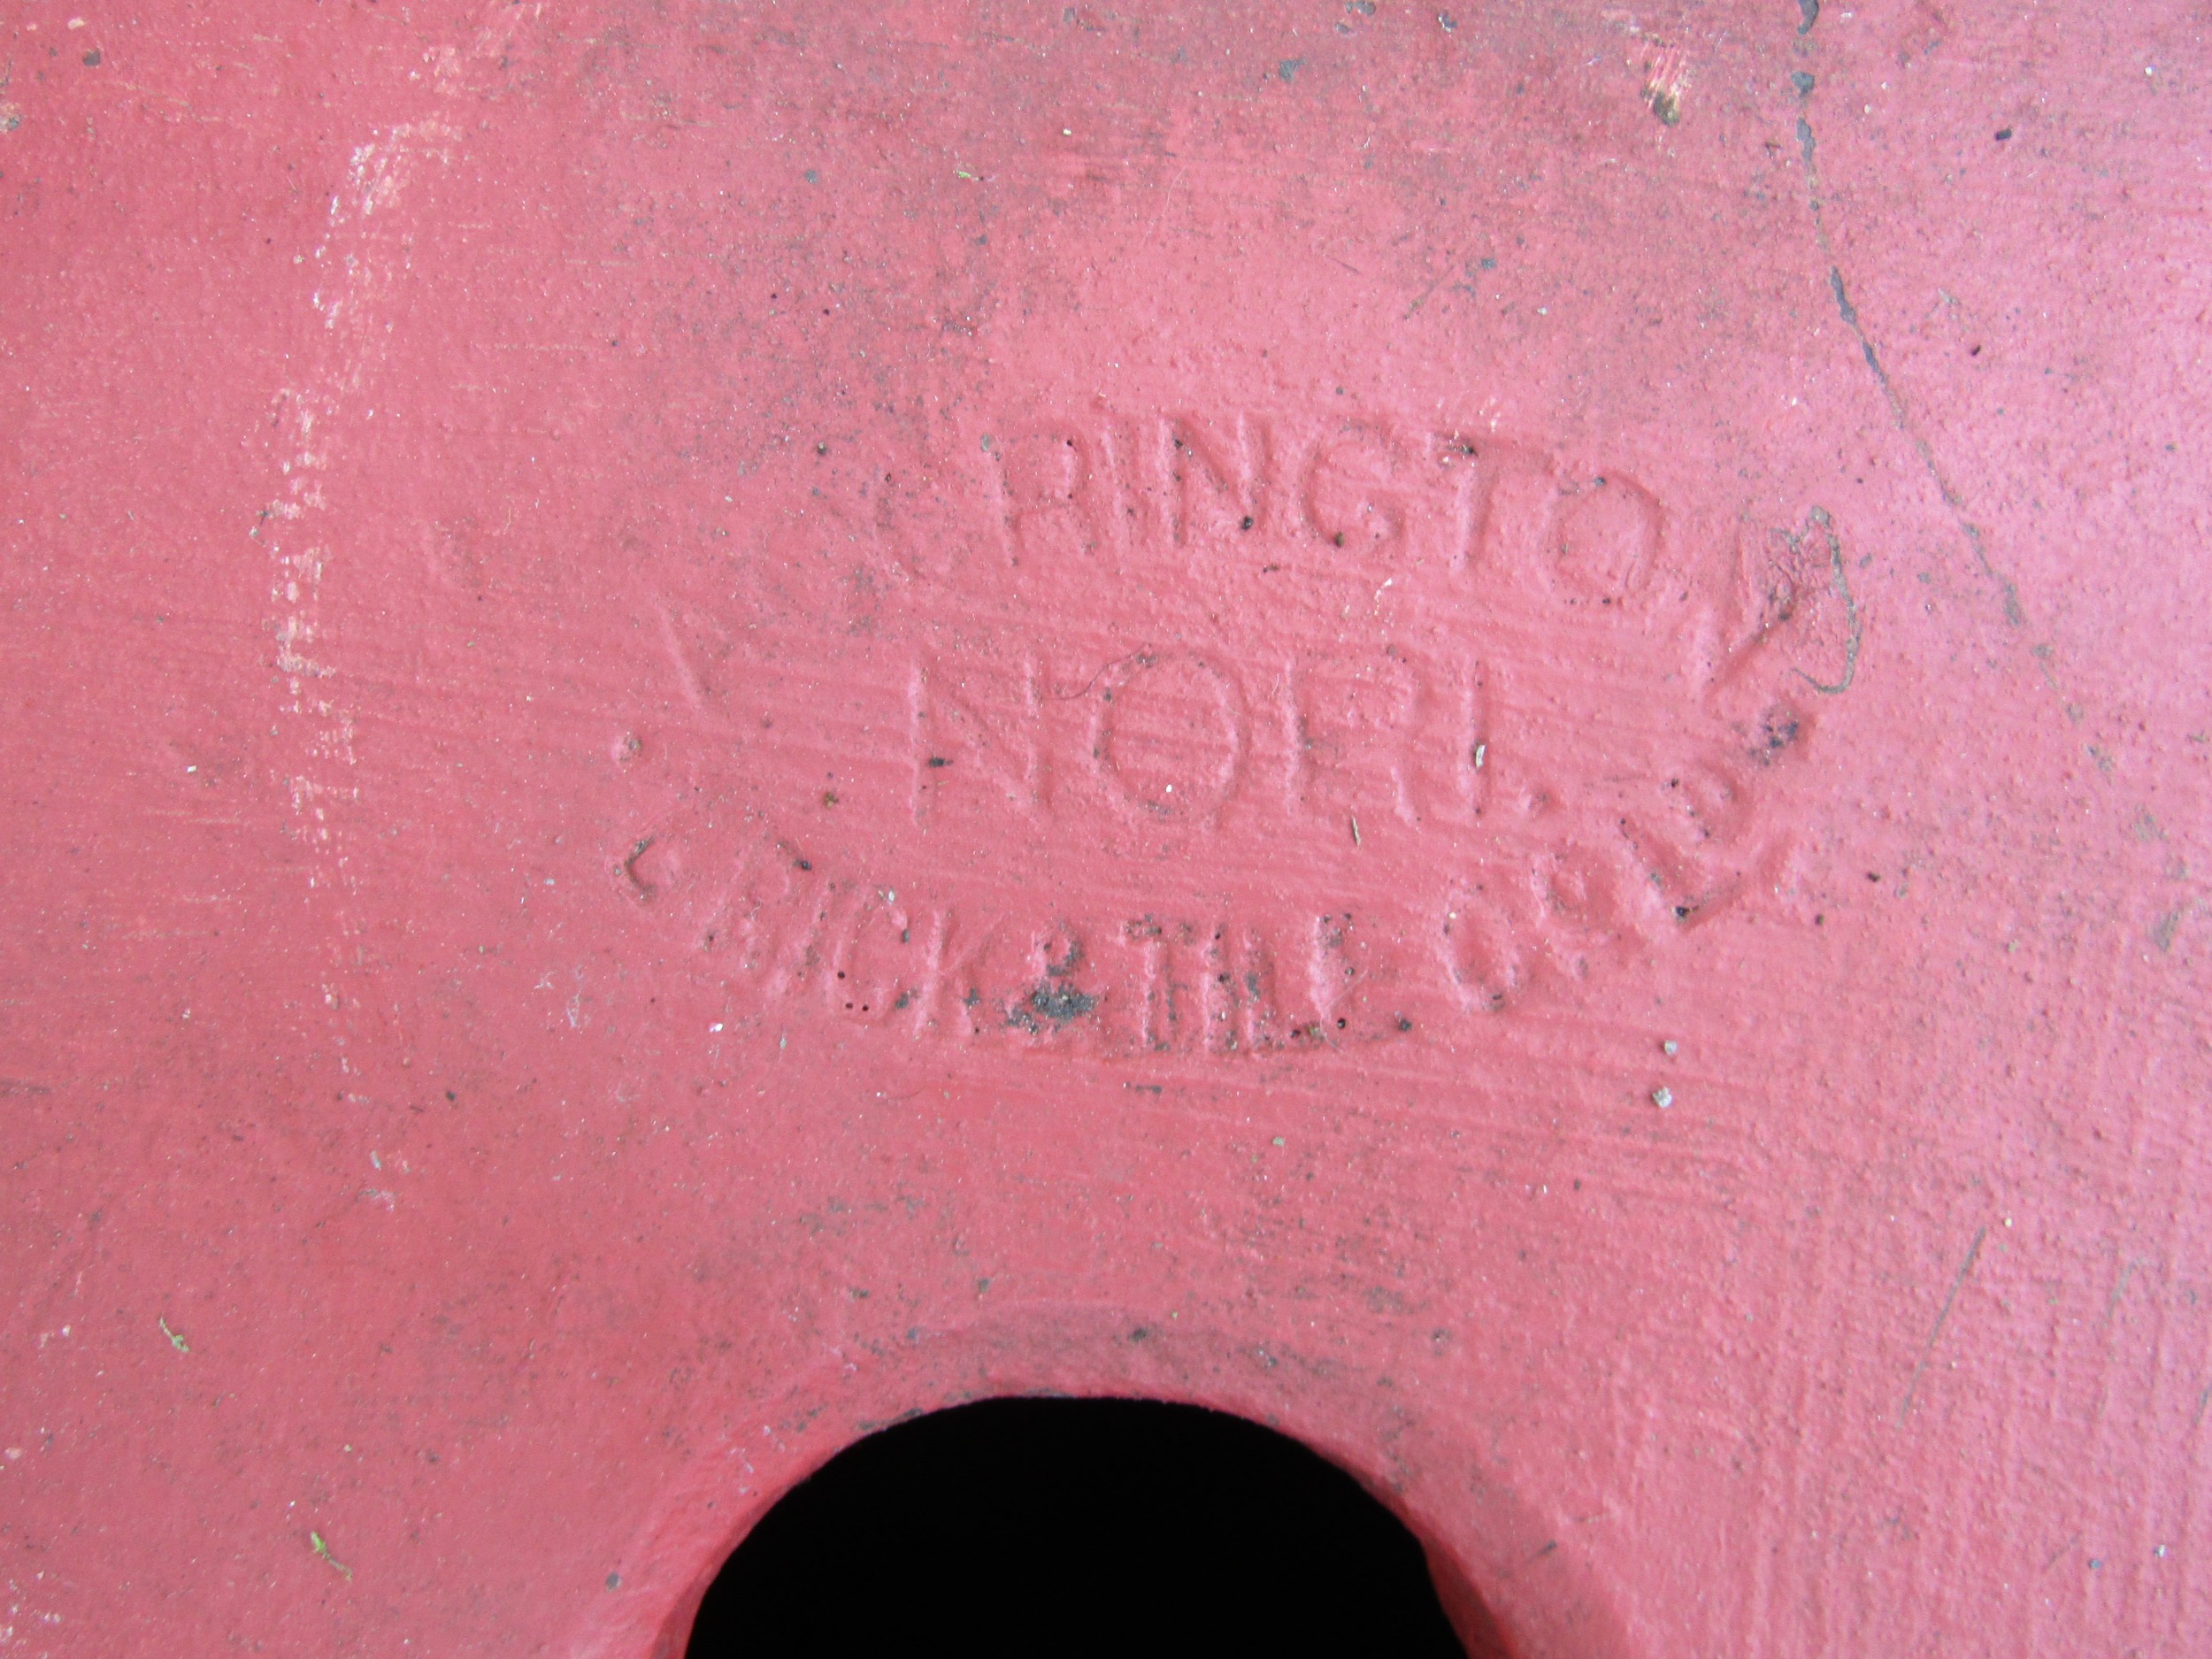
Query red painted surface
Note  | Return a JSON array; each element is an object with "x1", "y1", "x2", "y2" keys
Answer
[{"x1": 3, "y1": 3, "x2": 2207, "y2": 1654}]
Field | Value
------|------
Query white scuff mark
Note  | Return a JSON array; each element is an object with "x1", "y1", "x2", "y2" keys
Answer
[{"x1": 261, "y1": 8, "x2": 548, "y2": 1110}]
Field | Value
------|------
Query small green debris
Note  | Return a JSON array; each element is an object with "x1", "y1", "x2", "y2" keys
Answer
[
  {"x1": 311, "y1": 1531, "x2": 352, "y2": 1580},
  {"x1": 159, "y1": 1317, "x2": 188, "y2": 1354}
]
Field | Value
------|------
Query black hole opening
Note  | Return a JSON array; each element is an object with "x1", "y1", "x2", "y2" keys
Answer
[{"x1": 686, "y1": 1396, "x2": 1501, "y2": 1657}]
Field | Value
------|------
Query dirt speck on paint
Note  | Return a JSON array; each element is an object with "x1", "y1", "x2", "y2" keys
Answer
[{"x1": 1025, "y1": 983, "x2": 1098, "y2": 1025}]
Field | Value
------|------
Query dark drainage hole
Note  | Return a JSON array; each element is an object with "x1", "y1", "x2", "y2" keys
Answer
[{"x1": 686, "y1": 1395, "x2": 1502, "y2": 1656}]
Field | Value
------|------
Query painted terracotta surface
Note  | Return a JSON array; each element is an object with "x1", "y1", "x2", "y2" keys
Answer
[{"x1": 2, "y1": 3, "x2": 2206, "y2": 1653}]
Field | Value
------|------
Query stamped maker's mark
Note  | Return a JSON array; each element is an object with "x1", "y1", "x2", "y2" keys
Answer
[{"x1": 616, "y1": 405, "x2": 1852, "y2": 1057}]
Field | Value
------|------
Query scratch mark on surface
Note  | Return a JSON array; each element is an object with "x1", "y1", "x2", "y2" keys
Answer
[
  {"x1": 1897, "y1": 1225, "x2": 1986, "y2": 1425},
  {"x1": 1049, "y1": 647, "x2": 1149, "y2": 703},
  {"x1": 1641, "y1": 41, "x2": 1689, "y2": 126},
  {"x1": 2105, "y1": 1256, "x2": 2137, "y2": 1323},
  {"x1": 1792, "y1": 504, "x2": 1861, "y2": 695},
  {"x1": 654, "y1": 599, "x2": 714, "y2": 712},
  {"x1": 1791, "y1": 74, "x2": 2025, "y2": 632}
]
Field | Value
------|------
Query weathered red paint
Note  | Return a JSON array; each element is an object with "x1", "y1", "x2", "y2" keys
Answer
[{"x1": 2, "y1": 3, "x2": 2206, "y2": 1654}]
